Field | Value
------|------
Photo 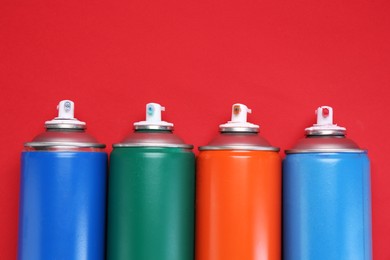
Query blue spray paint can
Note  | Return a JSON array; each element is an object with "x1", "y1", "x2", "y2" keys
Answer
[
  {"x1": 18, "y1": 100, "x2": 107, "y2": 260},
  {"x1": 283, "y1": 106, "x2": 371, "y2": 260}
]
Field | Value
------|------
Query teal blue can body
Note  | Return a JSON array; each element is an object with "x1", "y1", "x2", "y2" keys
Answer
[{"x1": 283, "y1": 152, "x2": 371, "y2": 260}]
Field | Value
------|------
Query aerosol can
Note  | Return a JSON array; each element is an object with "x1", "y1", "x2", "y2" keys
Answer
[
  {"x1": 18, "y1": 100, "x2": 107, "y2": 260},
  {"x1": 197, "y1": 103, "x2": 281, "y2": 260},
  {"x1": 107, "y1": 103, "x2": 195, "y2": 260},
  {"x1": 283, "y1": 106, "x2": 372, "y2": 260}
]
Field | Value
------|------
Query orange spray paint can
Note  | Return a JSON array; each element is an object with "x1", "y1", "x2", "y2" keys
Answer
[{"x1": 196, "y1": 104, "x2": 281, "y2": 260}]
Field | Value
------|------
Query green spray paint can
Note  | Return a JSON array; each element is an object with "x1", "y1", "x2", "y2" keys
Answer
[{"x1": 107, "y1": 103, "x2": 195, "y2": 260}]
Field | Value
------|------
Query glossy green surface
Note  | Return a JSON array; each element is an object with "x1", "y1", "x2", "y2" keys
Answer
[{"x1": 107, "y1": 147, "x2": 195, "y2": 260}]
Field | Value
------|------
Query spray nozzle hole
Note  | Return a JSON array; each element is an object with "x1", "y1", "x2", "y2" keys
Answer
[
  {"x1": 322, "y1": 108, "x2": 330, "y2": 117},
  {"x1": 147, "y1": 106, "x2": 154, "y2": 115},
  {"x1": 64, "y1": 102, "x2": 71, "y2": 112},
  {"x1": 233, "y1": 105, "x2": 241, "y2": 115}
]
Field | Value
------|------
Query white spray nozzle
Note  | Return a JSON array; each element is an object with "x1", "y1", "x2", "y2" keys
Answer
[
  {"x1": 305, "y1": 105, "x2": 345, "y2": 135},
  {"x1": 219, "y1": 103, "x2": 259, "y2": 132},
  {"x1": 146, "y1": 103, "x2": 165, "y2": 123},
  {"x1": 45, "y1": 100, "x2": 86, "y2": 128},
  {"x1": 315, "y1": 106, "x2": 333, "y2": 125},
  {"x1": 230, "y1": 104, "x2": 252, "y2": 123},
  {"x1": 134, "y1": 102, "x2": 174, "y2": 130},
  {"x1": 57, "y1": 100, "x2": 75, "y2": 119}
]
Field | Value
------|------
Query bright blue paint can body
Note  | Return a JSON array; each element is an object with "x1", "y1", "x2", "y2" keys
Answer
[
  {"x1": 18, "y1": 100, "x2": 107, "y2": 260},
  {"x1": 283, "y1": 106, "x2": 372, "y2": 260},
  {"x1": 19, "y1": 152, "x2": 107, "y2": 260}
]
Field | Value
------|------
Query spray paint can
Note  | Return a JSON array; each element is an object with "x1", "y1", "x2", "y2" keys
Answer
[
  {"x1": 107, "y1": 103, "x2": 195, "y2": 260},
  {"x1": 18, "y1": 100, "x2": 107, "y2": 260},
  {"x1": 196, "y1": 104, "x2": 281, "y2": 260},
  {"x1": 283, "y1": 106, "x2": 372, "y2": 260}
]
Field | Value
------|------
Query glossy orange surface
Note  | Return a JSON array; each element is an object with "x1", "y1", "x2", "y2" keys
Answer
[{"x1": 196, "y1": 150, "x2": 281, "y2": 260}]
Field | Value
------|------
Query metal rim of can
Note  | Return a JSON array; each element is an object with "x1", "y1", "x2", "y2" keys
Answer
[
  {"x1": 219, "y1": 126, "x2": 259, "y2": 133},
  {"x1": 134, "y1": 125, "x2": 173, "y2": 131},
  {"x1": 24, "y1": 141, "x2": 106, "y2": 148},
  {"x1": 305, "y1": 129, "x2": 346, "y2": 136},
  {"x1": 199, "y1": 145, "x2": 280, "y2": 151},
  {"x1": 45, "y1": 123, "x2": 86, "y2": 130},
  {"x1": 112, "y1": 143, "x2": 194, "y2": 149},
  {"x1": 285, "y1": 148, "x2": 366, "y2": 154}
]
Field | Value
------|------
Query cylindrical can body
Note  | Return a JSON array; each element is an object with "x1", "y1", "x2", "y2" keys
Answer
[
  {"x1": 107, "y1": 147, "x2": 195, "y2": 260},
  {"x1": 283, "y1": 152, "x2": 372, "y2": 260},
  {"x1": 196, "y1": 150, "x2": 281, "y2": 260},
  {"x1": 18, "y1": 151, "x2": 107, "y2": 260}
]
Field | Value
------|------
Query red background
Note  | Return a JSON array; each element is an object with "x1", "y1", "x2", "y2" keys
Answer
[{"x1": 1, "y1": 0, "x2": 389, "y2": 259}]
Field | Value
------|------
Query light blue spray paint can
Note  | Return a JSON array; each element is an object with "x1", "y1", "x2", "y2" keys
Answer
[{"x1": 283, "y1": 106, "x2": 371, "y2": 260}]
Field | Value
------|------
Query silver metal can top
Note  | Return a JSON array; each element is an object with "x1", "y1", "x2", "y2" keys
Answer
[
  {"x1": 113, "y1": 103, "x2": 193, "y2": 149},
  {"x1": 199, "y1": 103, "x2": 279, "y2": 151},
  {"x1": 285, "y1": 136, "x2": 363, "y2": 153},
  {"x1": 113, "y1": 130, "x2": 193, "y2": 149},
  {"x1": 286, "y1": 106, "x2": 365, "y2": 154},
  {"x1": 24, "y1": 100, "x2": 105, "y2": 150},
  {"x1": 199, "y1": 132, "x2": 279, "y2": 151}
]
